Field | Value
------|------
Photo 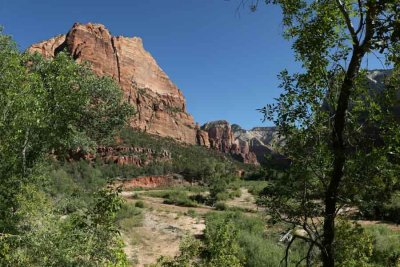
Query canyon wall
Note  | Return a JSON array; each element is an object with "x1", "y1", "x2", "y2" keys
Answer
[
  {"x1": 29, "y1": 23, "x2": 196, "y2": 144},
  {"x1": 197, "y1": 120, "x2": 259, "y2": 165},
  {"x1": 29, "y1": 23, "x2": 263, "y2": 165}
]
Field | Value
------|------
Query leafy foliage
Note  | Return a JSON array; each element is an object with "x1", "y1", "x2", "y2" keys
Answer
[
  {"x1": 365, "y1": 224, "x2": 400, "y2": 266},
  {"x1": 0, "y1": 29, "x2": 132, "y2": 265},
  {"x1": 334, "y1": 220, "x2": 373, "y2": 267},
  {"x1": 247, "y1": 0, "x2": 400, "y2": 265},
  {"x1": 114, "y1": 127, "x2": 243, "y2": 182}
]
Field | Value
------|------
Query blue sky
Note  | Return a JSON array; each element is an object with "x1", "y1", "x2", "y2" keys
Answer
[{"x1": 0, "y1": 0, "x2": 385, "y2": 129}]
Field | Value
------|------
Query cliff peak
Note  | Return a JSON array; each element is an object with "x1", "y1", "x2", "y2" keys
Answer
[{"x1": 28, "y1": 22, "x2": 196, "y2": 144}]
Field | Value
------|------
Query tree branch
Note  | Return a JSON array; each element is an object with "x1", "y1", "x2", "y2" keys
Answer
[
  {"x1": 355, "y1": 0, "x2": 365, "y2": 35},
  {"x1": 335, "y1": 0, "x2": 360, "y2": 46},
  {"x1": 361, "y1": 1, "x2": 376, "y2": 50},
  {"x1": 281, "y1": 236, "x2": 295, "y2": 267}
]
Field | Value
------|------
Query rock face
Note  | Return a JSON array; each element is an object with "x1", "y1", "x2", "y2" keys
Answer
[
  {"x1": 201, "y1": 121, "x2": 234, "y2": 153},
  {"x1": 195, "y1": 124, "x2": 210, "y2": 148},
  {"x1": 69, "y1": 146, "x2": 172, "y2": 167},
  {"x1": 122, "y1": 175, "x2": 187, "y2": 189},
  {"x1": 197, "y1": 120, "x2": 259, "y2": 165},
  {"x1": 232, "y1": 124, "x2": 287, "y2": 166},
  {"x1": 28, "y1": 23, "x2": 196, "y2": 144}
]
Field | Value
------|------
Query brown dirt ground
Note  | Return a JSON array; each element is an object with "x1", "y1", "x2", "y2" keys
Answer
[{"x1": 121, "y1": 192, "x2": 209, "y2": 266}]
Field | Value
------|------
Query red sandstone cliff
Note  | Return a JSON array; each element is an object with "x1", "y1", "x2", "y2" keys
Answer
[
  {"x1": 28, "y1": 23, "x2": 261, "y2": 165},
  {"x1": 198, "y1": 120, "x2": 259, "y2": 165},
  {"x1": 28, "y1": 23, "x2": 196, "y2": 144}
]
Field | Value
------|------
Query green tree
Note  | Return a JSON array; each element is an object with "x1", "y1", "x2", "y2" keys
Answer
[
  {"x1": 153, "y1": 236, "x2": 202, "y2": 267},
  {"x1": 0, "y1": 28, "x2": 133, "y2": 265},
  {"x1": 154, "y1": 213, "x2": 245, "y2": 267},
  {"x1": 334, "y1": 219, "x2": 373, "y2": 267},
  {"x1": 203, "y1": 215, "x2": 244, "y2": 267},
  {"x1": 1, "y1": 173, "x2": 128, "y2": 266},
  {"x1": 28, "y1": 51, "x2": 134, "y2": 155},
  {"x1": 240, "y1": 0, "x2": 400, "y2": 266}
]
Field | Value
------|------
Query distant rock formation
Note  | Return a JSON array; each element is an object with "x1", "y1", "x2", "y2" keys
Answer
[
  {"x1": 201, "y1": 120, "x2": 235, "y2": 153},
  {"x1": 196, "y1": 120, "x2": 259, "y2": 165},
  {"x1": 195, "y1": 124, "x2": 210, "y2": 148},
  {"x1": 28, "y1": 23, "x2": 197, "y2": 144},
  {"x1": 231, "y1": 125, "x2": 286, "y2": 165}
]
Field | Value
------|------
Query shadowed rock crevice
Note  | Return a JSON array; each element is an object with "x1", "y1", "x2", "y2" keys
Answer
[{"x1": 111, "y1": 37, "x2": 121, "y2": 83}]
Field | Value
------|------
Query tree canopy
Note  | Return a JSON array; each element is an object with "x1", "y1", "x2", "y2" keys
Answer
[
  {"x1": 240, "y1": 0, "x2": 400, "y2": 266},
  {"x1": 0, "y1": 28, "x2": 133, "y2": 266}
]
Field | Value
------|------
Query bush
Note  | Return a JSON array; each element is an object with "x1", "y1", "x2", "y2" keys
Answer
[
  {"x1": 383, "y1": 191, "x2": 400, "y2": 224},
  {"x1": 203, "y1": 216, "x2": 244, "y2": 267},
  {"x1": 229, "y1": 188, "x2": 242, "y2": 198},
  {"x1": 185, "y1": 209, "x2": 197, "y2": 218},
  {"x1": 116, "y1": 203, "x2": 144, "y2": 229},
  {"x1": 189, "y1": 193, "x2": 207, "y2": 204},
  {"x1": 205, "y1": 211, "x2": 305, "y2": 267},
  {"x1": 334, "y1": 219, "x2": 373, "y2": 266},
  {"x1": 215, "y1": 192, "x2": 230, "y2": 202},
  {"x1": 152, "y1": 236, "x2": 202, "y2": 267},
  {"x1": 215, "y1": 201, "x2": 227, "y2": 211},
  {"x1": 135, "y1": 200, "x2": 145, "y2": 208},
  {"x1": 365, "y1": 224, "x2": 400, "y2": 266},
  {"x1": 163, "y1": 191, "x2": 197, "y2": 207}
]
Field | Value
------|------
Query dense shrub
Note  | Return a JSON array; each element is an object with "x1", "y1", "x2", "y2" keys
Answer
[
  {"x1": 383, "y1": 191, "x2": 400, "y2": 224},
  {"x1": 365, "y1": 224, "x2": 400, "y2": 266},
  {"x1": 205, "y1": 212, "x2": 305, "y2": 267},
  {"x1": 334, "y1": 219, "x2": 373, "y2": 266},
  {"x1": 163, "y1": 191, "x2": 197, "y2": 207},
  {"x1": 135, "y1": 200, "x2": 145, "y2": 208},
  {"x1": 359, "y1": 190, "x2": 400, "y2": 224},
  {"x1": 215, "y1": 201, "x2": 228, "y2": 211}
]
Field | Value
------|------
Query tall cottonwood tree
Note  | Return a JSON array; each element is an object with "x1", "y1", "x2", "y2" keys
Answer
[{"x1": 240, "y1": 0, "x2": 400, "y2": 266}]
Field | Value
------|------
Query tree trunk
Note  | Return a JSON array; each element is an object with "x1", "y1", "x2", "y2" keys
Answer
[{"x1": 322, "y1": 47, "x2": 364, "y2": 267}]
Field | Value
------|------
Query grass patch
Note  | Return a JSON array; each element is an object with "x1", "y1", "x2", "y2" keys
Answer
[
  {"x1": 234, "y1": 180, "x2": 269, "y2": 197},
  {"x1": 215, "y1": 201, "x2": 228, "y2": 211},
  {"x1": 205, "y1": 211, "x2": 306, "y2": 267},
  {"x1": 185, "y1": 209, "x2": 198, "y2": 218},
  {"x1": 116, "y1": 203, "x2": 144, "y2": 248},
  {"x1": 163, "y1": 191, "x2": 198, "y2": 207},
  {"x1": 142, "y1": 187, "x2": 206, "y2": 207},
  {"x1": 116, "y1": 203, "x2": 144, "y2": 229},
  {"x1": 364, "y1": 224, "x2": 400, "y2": 265}
]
